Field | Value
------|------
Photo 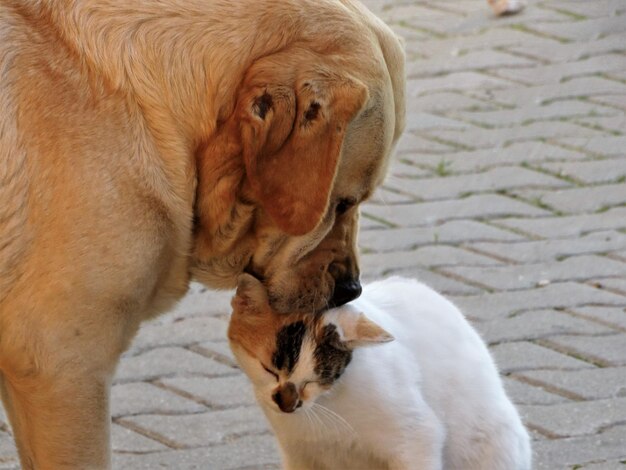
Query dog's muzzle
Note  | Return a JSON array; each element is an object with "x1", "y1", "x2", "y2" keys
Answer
[{"x1": 328, "y1": 277, "x2": 362, "y2": 307}]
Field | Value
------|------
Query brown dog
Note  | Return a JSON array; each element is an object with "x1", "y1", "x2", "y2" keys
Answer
[{"x1": 0, "y1": 0, "x2": 404, "y2": 468}]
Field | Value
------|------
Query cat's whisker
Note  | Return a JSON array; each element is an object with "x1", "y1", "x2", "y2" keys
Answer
[
  {"x1": 303, "y1": 407, "x2": 319, "y2": 440},
  {"x1": 312, "y1": 403, "x2": 356, "y2": 438},
  {"x1": 315, "y1": 406, "x2": 350, "y2": 439},
  {"x1": 307, "y1": 405, "x2": 326, "y2": 439}
]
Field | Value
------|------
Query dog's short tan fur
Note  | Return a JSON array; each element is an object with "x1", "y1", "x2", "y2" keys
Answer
[{"x1": 0, "y1": 0, "x2": 404, "y2": 468}]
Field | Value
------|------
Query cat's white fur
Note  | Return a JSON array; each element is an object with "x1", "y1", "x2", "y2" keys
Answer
[{"x1": 236, "y1": 277, "x2": 532, "y2": 470}]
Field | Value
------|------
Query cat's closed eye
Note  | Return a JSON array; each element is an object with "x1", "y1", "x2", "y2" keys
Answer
[
  {"x1": 262, "y1": 364, "x2": 279, "y2": 381},
  {"x1": 302, "y1": 380, "x2": 319, "y2": 390}
]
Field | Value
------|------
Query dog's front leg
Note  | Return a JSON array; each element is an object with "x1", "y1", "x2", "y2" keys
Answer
[{"x1": 0, "y1": 365, "x2": 113, "y2": 470}]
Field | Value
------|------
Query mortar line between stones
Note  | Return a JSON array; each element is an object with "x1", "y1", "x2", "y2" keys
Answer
[
  {"x1": 508, "y1": 373, "x2": 586, "y2": 402},
  {"x1": 534, "y1": 338, "x2": 613, "y2": 368},
  {"x1": 564, "y1": 307, "x2": 626, "y2": 334},
  {"x1": 114, "y1": 418, "x2": 183, "y2": 450}
]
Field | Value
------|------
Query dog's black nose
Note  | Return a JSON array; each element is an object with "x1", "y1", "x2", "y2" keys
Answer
[{"x1": 329, "y1": 279, "x2": 362, "y2": 307}]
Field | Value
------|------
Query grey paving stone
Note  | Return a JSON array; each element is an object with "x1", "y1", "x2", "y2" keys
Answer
[
  {"x1": 381, "y1": 3, "x2": 460, "y2": 24},
  {"x1": 364, "y1": 194, "x2": 549, "y2": 227},
  {"x1": 395, "y1": 133, "x2": 457, "y2": 153},
  {"x1": 577, "y1": 114, "x2": 626, "y2": 134},
  {"x1": 453, "y1": 3, "x2": 574, "y2": 33},
  {"x1": 546, "y1": 0, "x2": 626, "y2": 19},
  {"x1": 380, "y1": 174, "x2": 436, "y2": 193},
  {"x1": 529, "y1": 15, "x2": 626, "y2": 41},
  {"x1": 362, "y1": 245, "x2": 501, "y2": 277},
  {"x1": 445, "y1": 255, "x2": 626, "y2": 290},
  {"x1": 489, "y1": 341, "x2": 594, "y2": 374},
  {"x1": 112, "y1": 434, "x2": 281, "y2": 470},
  {"x1": 472, "y1": 77, "x2": 626, "y2": 107},
  {"x1": 513, "y1": 184, "x2": 626, "y2": 213},
  {"x1": 540, "y1": 158, "x2": 626, "y2": 184},
  {"x1": 407, "y1": 49, "x2": 534, "y2": 78},
  {"x1": 557, "y1": 135, "x2": 626, "y2": 157},
  {"x1": 507, "y1": 34, "x2": 626, "y2": 64},
  {"x1": 455, "y1": 99, "x2": 614, "y2": 126},
  {"x1": 407, "y1": 72, "x2": 513, "y2": 96},
  {"x1": 452, "y1": 282, "x2": 626, "y2": 320},
  {"x1": 589, "y1": 94, "x2": 626, "y2": 111},
  {"x1": 404, "y1": 112, "x2": 469, "y2": 131},
  {"x1": 192, "y1": 340, "x2": 238, "y2": 367},
  {"x1": 611, "y1": 250, "x2": 626, "y2": 261},
  {"x1": 474, "y1": 309, "x2": 614, "y2": 344},
  {"x1": 358, "y1": 220, "x2": 524, "y2": 252},
  {"x1": 0, "y1": 407, "x2": 6, "y2": 429},
  {"x1": 413, "y1": 27, "x2": 564, "y2": 58},
  {"x1": 573, "y1": 306, "x2": 626, "y2": 330},
  {"x1": 111, "y1": 423, "x2": 168, "y2": 453},
  {"x1": 502, "y1": 376, "x2": 571, "y2": 406},
  {"x1": 545, "y1": 334, "x2": 626, "y2": 366},
  {"x1": 129, "y1": 316, "x2": 229, "y2": 354},
  {"x1": 381, "y1": 267, "x2": 483, "y2": 296},
  {"x1": 494, "y1": 54, "x2": 626, "y2": 86},
  {"x1": 0, "y1": 431, "x2": 17, "y2": 468},
  {"x1": 581, "y1": 461, "x2": 626, "y2": 470},
  {"x1": 159, "y1": 375, "x2": 257, "y2": 409},
  {"x1": 407, "y1": 91, "x2": 497, "y2": 113},
  {"x1": 165, "y1": 283, "x2": 233, "y2": 319},
  {"x1": 521, "y1": 397, "x2": 626, "y2": 438},
  {"x1": 495, "y1": 207, "x2": 626, "y2": 238},
  {"x1": 593, "y1": 277, "x2": 626, "y2": 295},
  {"x1": 119, "y1": 407, "x2": 269, "y2": 448},
  {"x1": 115, "y1": 347, "x2": 237, "y2": 383},
  {"x1": 385, "y1": 166, "x2": 569, "y2": 201},
  {"x1": 468, "y1": 231, "x2": 626, "y2": 264},
  {"x1": 360, "y1": 214, "x2": 390, "y2": 230},
  {"x1": 402, "y1": 141, "x2": 588, "y2": 173},
  {"x1": 111, "y1": 382, "x2": 206, "y2": 418},
  {"x1": 387, "y1": 158, "x2": 434, "y2": 178},
  {"x1": 533, "y1": 425, "x2": 626, "y2": 469},
  {"x1": 369, "y1": 187, "x2": 418, "y2": 205},
  {"x1": 518, "y1": 367, "x2": 626, "y2": 400},
  {"x1": 427, "y1": 120, "x2": 604, "y2": 149}
]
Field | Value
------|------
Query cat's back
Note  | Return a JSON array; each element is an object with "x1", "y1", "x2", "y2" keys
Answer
[
  {"x1": 351, "y1": 277, "x2": 531, "y2": 470},
  {"x1": 354, "y1": 276, "x2": 479, "y2": 349}
]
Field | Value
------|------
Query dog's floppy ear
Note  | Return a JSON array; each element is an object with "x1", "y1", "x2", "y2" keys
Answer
[{"x1": 238, "y1": 62, "x2": 368, "y2": 236}]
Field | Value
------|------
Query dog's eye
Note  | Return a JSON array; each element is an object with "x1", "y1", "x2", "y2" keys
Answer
[
  {"x1": 262, "y1": 364, "x2": 279, "y2": 381},
  {"x1": 335, "y1": 198, "x2": 355, "y2": 215}
]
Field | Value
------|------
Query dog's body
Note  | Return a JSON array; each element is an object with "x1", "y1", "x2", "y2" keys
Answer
[{"x1": 0, "y1": 1, "x2": 405, "y2": 467}]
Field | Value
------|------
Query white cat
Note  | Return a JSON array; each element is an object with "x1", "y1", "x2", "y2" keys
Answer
[{"x1": 228, "y1": 275, "x2": 531, "y2": 470}]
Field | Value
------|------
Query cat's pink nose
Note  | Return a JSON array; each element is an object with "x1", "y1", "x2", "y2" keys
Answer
[{"x1": 272, "y1": 382, "x2": 300, "y2": 413}]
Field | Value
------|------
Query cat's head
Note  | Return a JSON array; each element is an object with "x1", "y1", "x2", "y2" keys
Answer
[{"x1": 228, "y1": 274, "x2": 393, "y2": 414}]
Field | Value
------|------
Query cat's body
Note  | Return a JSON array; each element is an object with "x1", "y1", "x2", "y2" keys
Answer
[{"x1": 229, "y1": 276, "x2": 531, "y2": 470}]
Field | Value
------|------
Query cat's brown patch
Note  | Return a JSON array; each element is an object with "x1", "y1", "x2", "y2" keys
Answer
[
  {"x1": 229, "y1": 292, "x2": 312, "y2": 370},
  {"x1": 313, "y1": 324, "x2": 352, "y2": 385},
  {"x1": 273, "y1": 321, "x2": 307, "y2": 373}
]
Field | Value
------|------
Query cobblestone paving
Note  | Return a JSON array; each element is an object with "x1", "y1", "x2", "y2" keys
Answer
[{"x1": 1, "y1": 0, "x2": 626, "y2": 468}]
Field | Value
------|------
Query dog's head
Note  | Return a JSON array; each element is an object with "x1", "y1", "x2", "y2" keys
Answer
[{"x1": 193, "y1": 25, "x2": 404, "y2": 313}]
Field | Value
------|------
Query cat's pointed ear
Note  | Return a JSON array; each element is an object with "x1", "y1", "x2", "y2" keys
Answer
[
  {"x1": 232, "y1": 274, "x2": 269, "y2": 312},
  {"x1": 334, "y1": 309, "x2": 394, "y2": 348}
]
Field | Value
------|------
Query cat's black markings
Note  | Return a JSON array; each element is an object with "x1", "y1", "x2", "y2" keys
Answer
[
  {"x1": 314, "y1": 324, "x2": 352, "y2": 385},
  {"x1": 273, "y1": 321, "x2": 307, "y2": 373}
]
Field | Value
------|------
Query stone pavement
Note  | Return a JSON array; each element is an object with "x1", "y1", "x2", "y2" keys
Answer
[{"x1": 2, "y1": 0, "x2": 626, "y2": 468}]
